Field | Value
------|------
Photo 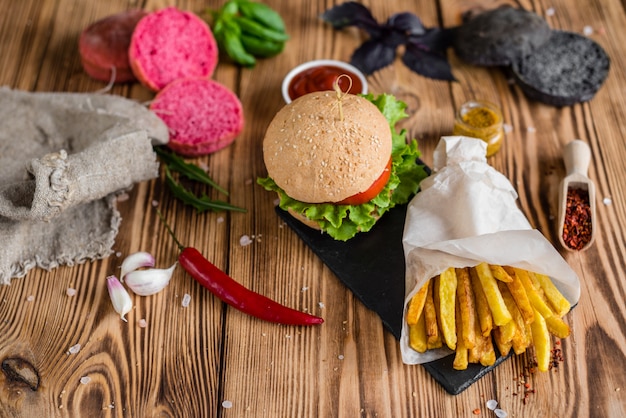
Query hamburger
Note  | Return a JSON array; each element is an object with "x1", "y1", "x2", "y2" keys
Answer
[{"x1": 258, "y1": 91, "x2": 428, "y2": 241}]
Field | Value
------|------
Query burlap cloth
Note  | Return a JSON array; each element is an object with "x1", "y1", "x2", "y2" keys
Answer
[{"x1": 0, "y1": 87, "x2": 169, "y2": 284}]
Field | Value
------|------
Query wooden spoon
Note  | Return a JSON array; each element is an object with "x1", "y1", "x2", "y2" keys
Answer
[{"x1": 557, "y1": 140, "x2": 596, "y2": 251}]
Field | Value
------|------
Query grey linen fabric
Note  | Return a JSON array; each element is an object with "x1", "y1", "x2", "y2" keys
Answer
[{"x1": 0, "y1": 87, "x2": 169, "y2": 284}]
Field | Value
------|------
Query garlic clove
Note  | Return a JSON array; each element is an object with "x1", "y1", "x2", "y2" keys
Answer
[
  {"x1": 106, "y1": 275, "x2": 132, "y2": 322},
  {"x1": 124, "y1": 263, "x2": 177, "y2": 296},
  {"x1": 120, "y1": 251, "x2": 155, "y2": 281}
]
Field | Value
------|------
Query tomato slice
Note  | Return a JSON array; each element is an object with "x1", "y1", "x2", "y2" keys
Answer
[{"x1": 337, "y1": 158, "x2": 392, "y2": 205}]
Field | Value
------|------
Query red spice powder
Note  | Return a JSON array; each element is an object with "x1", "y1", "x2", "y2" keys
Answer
[{"x1": 562, "y1": 187, "x2": 593, "y2": 250}]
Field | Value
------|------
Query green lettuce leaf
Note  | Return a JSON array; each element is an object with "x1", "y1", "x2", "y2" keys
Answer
[{"x1": 257, "y1": 93, "x2": 429, "y2": 241}]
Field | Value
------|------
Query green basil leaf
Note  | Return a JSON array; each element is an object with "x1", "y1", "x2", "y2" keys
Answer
[{"x1": 237, "y1": 0, "x2": 286, "y2": 33}]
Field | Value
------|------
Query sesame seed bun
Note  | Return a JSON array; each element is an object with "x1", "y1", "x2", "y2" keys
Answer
[{"x1": 262, "y1": 91, "x2": 392, "y2": 203}]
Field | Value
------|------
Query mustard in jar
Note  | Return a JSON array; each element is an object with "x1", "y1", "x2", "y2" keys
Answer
[{"x1": 452, "y1": 100, "x2": 504, "y2": 157}]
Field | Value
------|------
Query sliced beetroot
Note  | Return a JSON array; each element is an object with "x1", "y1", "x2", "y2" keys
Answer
[
  {"x1": 511, "y1": 30, "x2": 610, "y2": 106},
  {"x1": 129, "y1": 7, "x2": 218, "y2": 92},
  {"x1": 453, "y1": 5, "x2": 551, "y2": 67},
  {"x1": 79, "y1": 9, "x2": 147, "y2": 83},
  {"x1": 150, "y1": 78, "x2": 244, "y2": 157}
]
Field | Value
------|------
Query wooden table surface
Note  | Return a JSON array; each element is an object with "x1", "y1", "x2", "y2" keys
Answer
[{"x1": 1, "y1": 0, "x2": 625, "y2": 417}]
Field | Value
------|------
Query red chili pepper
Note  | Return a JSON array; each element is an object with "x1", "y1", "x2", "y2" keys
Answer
[
  {"x1": 158, "y1": 211, "x2": 323, "y2": 326},
  {"x1": 179, "y1": 247, "x2": 323, "y2": 325}
]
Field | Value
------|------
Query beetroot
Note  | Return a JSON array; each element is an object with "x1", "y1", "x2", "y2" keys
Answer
[
  {"x1": 79, "y1": 9, "x2": 147, "y2": 83},
  {"x1": 129, "y1": 7, "x2": 218, "y2": 92},
  {"x1": 150, "y1": 78, "x2": 244, "y2": 156}
]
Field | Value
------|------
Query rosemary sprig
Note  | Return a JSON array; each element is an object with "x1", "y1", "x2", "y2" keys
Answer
[
  {"x1": 164, "y1": 166, "x2": 247, "y2": 213},
  {"x1": 155, "y1": 146, "x2": 229, "y2": 195}
]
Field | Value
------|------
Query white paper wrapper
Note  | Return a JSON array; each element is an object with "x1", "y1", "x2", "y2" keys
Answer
[{"x1": 400, "y1": 136, "x2": 581, "y2": 365}]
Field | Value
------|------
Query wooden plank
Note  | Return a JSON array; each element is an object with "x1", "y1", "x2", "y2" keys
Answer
[{"x1": 0, "y1": 0, "x2": 625, "y2": 416}]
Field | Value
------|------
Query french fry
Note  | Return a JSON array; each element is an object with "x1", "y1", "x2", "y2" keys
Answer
[
  {"x1": 474, "y1": 263, "x2": 512, "y2": 326},
  {"x1": 479, "y1": 332, "x2": 496, "y2": 367},
  {"x1": 490, "y1": 264, "x2": 513, "y2": 283},
  {"x1": 405, "y1": 262, "x2": 572, "y2": 375},
  {"x1": 409, "y1": 310, "x2": 428, "y2": 353},
  {"x1": 505, "y1": 269, "x2": 535, "y2": 324},
  {"x1": 499, "y1": 282, "x2": 530, "y2": 354},
  {"x1": 545, "y1": 314, "x2": 571, "y2": 339},
  {"x1": 438, "y1": 267, "x2": 457, "y2": 350},
  {"x1": 470, "y1": 267, "x2": 493, "y2": 336},
  {"x1": 525, "y1": 322, "x2": 534, "y2": 346},
  {"x1": 424, "y1": 279, "x2": 442, "y2": 349},
  {"x1": 529, "y1": 308, "x2": 551, "y2": 372},
  {"x1": 453, "y1": 301, "x2": 469, "y2": 370},
  {"x1": 468, "y1": 314, "x2": 485, "y2": 363},
  {"x1": 455, "y1": 267, "x2": 476, "y2": 349},
  {"x1": 526, "y1": 270, "x2": 543, "y2": 289},
  {"x1": 534, "y1": 272, "x2": 571, "y2": 317},
  {"x1": 496, "y1": 282, "x2": 518, "y2": 345},
  {"x1": 406, "y1": 280, "x2": 430, "y2": 325},
  {"x1": 508, "y1": 267, "x2": 553, "y2": 319},
  {"x1": 492, "y1": 327, "x2": 512, "y2": 357},
  {"x1": 433, "y1": 275, "x2": 440, "y2": 322},
  {"x1": 453, "y1": 338, "x2": 469, "y2": 370}
]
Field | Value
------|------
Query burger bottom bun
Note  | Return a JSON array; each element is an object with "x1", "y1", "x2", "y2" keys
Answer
[{"x1": 287, "y1": 207, "x2": 321, "y2": 230}]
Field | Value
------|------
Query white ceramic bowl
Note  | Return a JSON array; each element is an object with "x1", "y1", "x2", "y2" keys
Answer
[{"x1": 281, "y1": 59, "x2": 368, "y2": 104}]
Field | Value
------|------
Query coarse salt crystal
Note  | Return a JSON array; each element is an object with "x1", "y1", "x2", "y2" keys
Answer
[
  {"x1": 338, "y1": 355, "x2": 344, "y2": 360},
  {"x1": 152, "y1": 200, "x2": 159, "y2": 207},
  {"x1": 527, "y1": 126, "x2": 536, "y2": 133},
  {"x1": 80, "y1": 376, "x2": 91, "y2": 385},
  {"x1": 273, "y1": 198, "x2": 280, "y2": 207},
  {"x1": 603, "y1": 197, "x2": 612, "y2": 205},
  {"x1": 222, "y1": 400, "x2": 233, "y2": 408},
  {"x1": 68, "y1": 343, "x2": 81, "y2": 354},
  {"x1": 583, "y1": 26, "x2": 593, "y2": 36},
  {"x1": 495, "y1": 409, "x2": 508, "y2": 418},
  {"x1": 503, "y1": 123, "x2": 513, "y2": 134},
  {"x1": 66, "y1": 288, "x2": 77, "y2": 297},
  {"x1": 486, "y1": 399, "x2": 498, "y2": 410},
  {"x1": 116, "y1": 192, "x2": 129, "y2": 202},
  {"x1": 138, "y1": 319, "x2": 147, "y2": 328},
  {"x1": 216, "y1": 216, "x2": 224, "y2": 224},
  {"x1": 546, "y1": 7, "x2": 555, "y2": 16},
  {"x1": 318, "y1": 302, "x2": 325, "y2": 309},
  {"x1": 26, "y1": 295, "x2": 35, "y2": 302},
  {"x1": 182, "y1": 293, "x2": 192, "y2": 308},
  {"x1": 239, "y1": 235, "x2": 253, "y2": 246},
  {"x1": 301, "y1": 287, "x2": 309, "y2": 292}
]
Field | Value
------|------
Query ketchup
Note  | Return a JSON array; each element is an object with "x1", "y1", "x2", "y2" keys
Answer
[{"x1": 288, "y1": 65, "x2": 364, "y2": 101}]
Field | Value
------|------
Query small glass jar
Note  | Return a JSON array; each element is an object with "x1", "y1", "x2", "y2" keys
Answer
[{"x1": 452, "y1": 100, "x2": 504, "y2": 157}]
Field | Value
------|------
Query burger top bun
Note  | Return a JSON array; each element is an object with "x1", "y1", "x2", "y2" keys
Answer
[{"x1": 263, "y1": 91, "x2": 392, "y2": 203}]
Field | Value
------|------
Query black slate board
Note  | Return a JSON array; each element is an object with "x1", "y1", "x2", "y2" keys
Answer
[{"x1": 276, "y1": 189, "x2": 509, "y2": 395}]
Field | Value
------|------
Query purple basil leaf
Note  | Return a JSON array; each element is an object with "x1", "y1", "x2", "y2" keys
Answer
[
  {"x1": 410, "y1": 27, "x2": 455, "y2": 55},
  {"x1": 350, "y1": 39, "x2": 396, "y2": 75},
  {"x1": 377, "y1": 26, "x2": 408, "y2": 49},
  {"x1": 320, "y1": 2, "x2": 381, "y2": 36},
  {"x1": 386, "y1": 12, "x2": 425, "y2": 36},
  {"x1": 402, "y1": 43, "x2": 456, "y2": 81}
]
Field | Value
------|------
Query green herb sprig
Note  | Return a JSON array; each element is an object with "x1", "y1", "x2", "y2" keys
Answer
[{"x1": 156, "y1": 147, "x2": 246, "y2": 213}]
